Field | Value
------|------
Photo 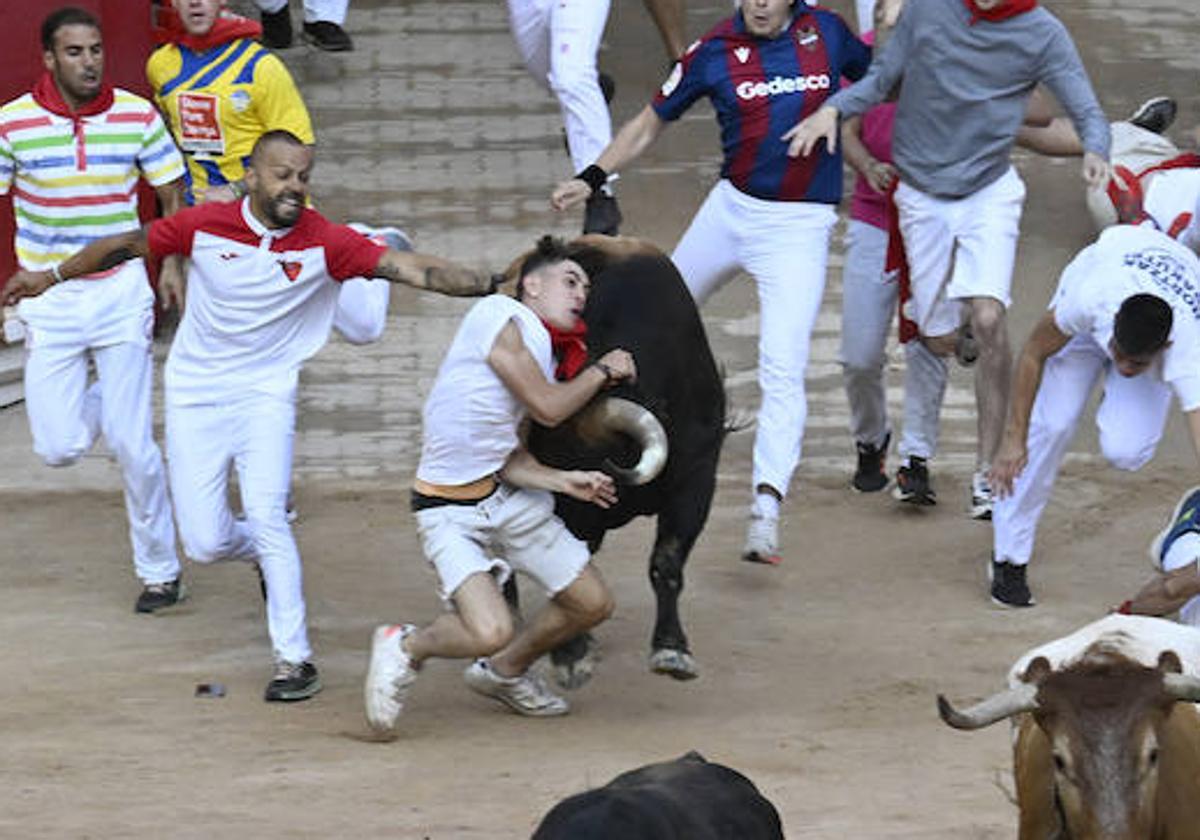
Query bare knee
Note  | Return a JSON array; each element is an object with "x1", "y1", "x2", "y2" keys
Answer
[
  {"x1": 568, "y1": 581, "x2": 615, "y2": 629},
  {"x1": 971, "y1": 299, "x2": 1007, "y2": 344},
  {"x1": 464, "y1": 610, "x2": 515, "y2": 656}
]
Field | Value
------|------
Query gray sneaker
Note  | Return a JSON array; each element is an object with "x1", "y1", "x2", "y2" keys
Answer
[
  {"x1": 134, "y1": 577, "x2": 186, "y2": 614},
  {"x1": 364, "y1": 624, "x2": 418, "y2": 733},
  {"x1": 463, "y1": 659, "x2": 569, "y2": 717},
  {"x1": 264, "y1": 659, "x2": 322, "y2": 702}
]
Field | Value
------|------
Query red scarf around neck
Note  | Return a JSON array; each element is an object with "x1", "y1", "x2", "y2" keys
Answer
[
  {"x1": 963, "y1": 0, "x2": 1037, "y2": 24},
  {"x1": 542, "y1": 319, "x2": 590, "y2": 381},
  {"x1": 32, "y1": 70, "x2": 112, "y2": 120},
  {"x1": 156, "y1": 6, "x2": 262, "y2": 51}
]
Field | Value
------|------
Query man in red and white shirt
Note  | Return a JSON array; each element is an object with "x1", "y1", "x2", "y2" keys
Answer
[
  {"x1": 4, "y1": 129, "x2": 495, "y2": 702},
  {"x1": 0, "y1": 7, "x2": 187, "y2": 614}
]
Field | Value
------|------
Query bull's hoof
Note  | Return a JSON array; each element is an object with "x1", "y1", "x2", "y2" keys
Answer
[
  {"x1": 648, "y1": 648, "x2": 699, "y2": 681},
  {"x1": 552, "y1": 654, "x2": 597, "y2": 691}
]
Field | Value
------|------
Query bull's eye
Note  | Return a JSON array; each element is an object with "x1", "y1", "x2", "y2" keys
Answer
[{"x1": 1052, "y1": 753, "x2": 1066, "y2": 773}]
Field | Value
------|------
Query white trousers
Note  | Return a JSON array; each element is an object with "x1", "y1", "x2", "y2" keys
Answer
[
  {"x1": 993, "y1": 334, "x2": 1173, "y2": 566},
  {"x1": 672, "y1": 179, "x2": 837, "y2": 497},
  {"x1": 21, "y1": 266, "x2": 179, "y2": 585},
  {"x1": 507, "y1": 0, "x2": 613, "y2": 172},
  {"x1": 254, "y1": 0, "x2": 348, "y2": 25},
  {"x1": 839, "y1": 219, "x2": 948, "y2": 458},
  {"x1": 332, "y1": 277, "x2": 390, "y2": 344},
  {"x1": 166, "y1": 390, "x2": 311, "y2": 663}
]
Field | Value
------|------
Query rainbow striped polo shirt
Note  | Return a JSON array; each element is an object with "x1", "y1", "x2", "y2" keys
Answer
[{"x1": 0, "y1": 87, "x2": 184, "y2": 271}]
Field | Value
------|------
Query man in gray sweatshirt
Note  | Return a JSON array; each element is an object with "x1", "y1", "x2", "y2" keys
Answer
[{"x1": 785, "y1": 0, "x2": 1110, "y2": 540}]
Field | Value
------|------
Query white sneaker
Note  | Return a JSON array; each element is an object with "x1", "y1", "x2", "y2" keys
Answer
[
  {"x1": 463, "y1": 659, "x2": 569, "y2": 717},
  {"x1": 364, "y1": 624, "x2": 418, "y2": 733},
  {"x1": 741, "y1": 514, "x2": 781, "y2": 565},
  {"x1": 970, "y1": 469, "x2": 994, "y2": 521}
]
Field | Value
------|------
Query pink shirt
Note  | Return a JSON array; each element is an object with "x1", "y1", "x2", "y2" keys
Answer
[{"x1": 849, "y1": 101, "x2": 896, "y2": 230}]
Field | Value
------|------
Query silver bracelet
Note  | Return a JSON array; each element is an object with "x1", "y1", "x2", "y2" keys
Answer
[{"x1": 50, "y1": 264, "x2": 65, "y2": 284}]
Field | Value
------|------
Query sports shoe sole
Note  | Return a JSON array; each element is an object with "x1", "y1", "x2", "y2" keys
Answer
[
  {"x1": 1148, "y1": 485, "x2": 1200, "y2": 570},
  {"x1": 969, "y1": 501, "x2": 993, "y2": 521},
  {"x1": 265, "y1": 676, "x2": 323, "y2": 702},
  {"x1": 463, "y1": 663, "x2": 569, "y2": 717},
  {"x1": 741, "y1": 550, "x2": 782, "y2": 566},
  {"x1": 893, "y1": 487, "x2": 936, "y2": 506},
  {"x1": 134, "y1": 581, "x2": 188, "y2": 614}
]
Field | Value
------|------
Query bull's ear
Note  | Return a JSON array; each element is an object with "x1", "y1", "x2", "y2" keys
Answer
[
  {"x1": 1022, "y1": 656, "x2": 1052, "y2": 684},
  {"x1": 1158, "y1": 649, "x2": 1183, "y2": 674}
]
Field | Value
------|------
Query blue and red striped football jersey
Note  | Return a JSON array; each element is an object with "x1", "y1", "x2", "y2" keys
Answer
[{"x1": 652, "y1": 4, "x2": 870, "y2": 203}]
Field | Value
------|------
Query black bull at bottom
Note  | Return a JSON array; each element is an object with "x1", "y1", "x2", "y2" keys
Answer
[{"x1": 523, "y1": 248, "x2": 726, "y2": 685}]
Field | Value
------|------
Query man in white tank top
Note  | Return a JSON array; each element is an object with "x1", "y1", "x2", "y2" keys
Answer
[{"x1": 364, "y1": 237, "x2": 637, "y2": 734}]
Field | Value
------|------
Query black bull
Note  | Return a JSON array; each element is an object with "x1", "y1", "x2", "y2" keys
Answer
[
  {"x1": 525, "y1": 250, "x2": 726, "y2": 682},
  {"x1": 532, "y1": 752, "x2": 784, "y2": 840}
]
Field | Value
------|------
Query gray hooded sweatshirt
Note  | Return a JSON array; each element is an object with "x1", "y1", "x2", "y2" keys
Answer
[{"x1": 826, "y1": 0, "x2": 1110, "y2": 198}]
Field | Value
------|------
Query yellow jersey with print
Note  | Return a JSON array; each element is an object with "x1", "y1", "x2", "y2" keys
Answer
[{"x1": 146, "y1": 38, "x2": 314, "y2": 205}]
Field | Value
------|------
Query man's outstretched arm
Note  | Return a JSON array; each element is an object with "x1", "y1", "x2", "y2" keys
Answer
[{"x1": 372, "y1": 248, "x2": 496, "y2": 297}]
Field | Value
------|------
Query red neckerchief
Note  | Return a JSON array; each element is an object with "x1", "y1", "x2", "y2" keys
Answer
[
  {"x1": 31, "y1": 71, "x2": 114, "y2": 171},
  {"x1": 884, "y1": 181, "x2": 919, "y2": 344},
  {"x1": 963, "y1": 0, "x2": 1037, "y2": 24},
  {"x1": 542, "y1": 318, "x2": 590, "y2": 381},
  {"x1": 156, "y1": 6, "x2": 262, "y2": 51}
]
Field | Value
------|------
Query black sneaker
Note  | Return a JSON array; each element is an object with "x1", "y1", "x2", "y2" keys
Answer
[
  {"x1": 852, "y1": 433, "x2": 890, "y2": 493},
  {"x1": 1128, "y1": 96, "x2": 1177, "y2": 136},
  {"x1": 583, "y1": 193, "x2": 622, "y2": 235},
  {"x1": 260, "y1": 7, "x2": 293, "y2": 49},
  {"x1": 264, "y1": 660, "x2": 322, "y2": 702},
  {"x1": 990, "y1": 558, "x2": 1035, "y2": 608},
  {"x1": 893, "y1": 456, "x2": 936, "y2": 505},
  {"x1": 134, "y1": 577, "x2": 186, "y2": 614},
  {"x1": 302, "y1": 20, "x2": 353, "y2": 52}
]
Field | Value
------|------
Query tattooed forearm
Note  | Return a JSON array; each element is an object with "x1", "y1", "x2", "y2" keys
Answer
[
  {"x1": 96, "y1": 246, "x2": 138, "y2": 272},
  {"x1": 375, "y1": 251, "x2": 493, "y2": 297}
]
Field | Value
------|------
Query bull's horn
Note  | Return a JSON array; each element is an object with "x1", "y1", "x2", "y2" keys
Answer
[
  {"x1": 1163, "y1": 673, "x2": 1200, "y2": 703},
  {"x1": 936, "y1": 683, "x2": 1039, "y2": 730},
  {"x1": 595, "y1": 397, "x2": 668, "y2": 485}
]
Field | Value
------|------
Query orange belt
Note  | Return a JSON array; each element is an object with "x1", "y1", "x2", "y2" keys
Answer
[{"x1": 412, "y1": 475, "x2": 498, "y2": 502}]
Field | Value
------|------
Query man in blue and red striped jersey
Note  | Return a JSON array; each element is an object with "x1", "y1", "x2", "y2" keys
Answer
[
  {"x1": 3, "y1": 130, "x2": 495, "y2": 703},
  {"x1": 551, "y1": 0, "x2": 870, "y2": 566},
  {"x1": 0, "y1": 7, "x2": 187, "y2": 614}
]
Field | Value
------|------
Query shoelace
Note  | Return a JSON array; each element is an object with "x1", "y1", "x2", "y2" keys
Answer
[{"x1": 273, "y1": 660, "x2": 303, "y2": 680}]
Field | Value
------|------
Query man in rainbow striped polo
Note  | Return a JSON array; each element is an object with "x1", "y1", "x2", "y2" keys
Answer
[{"x1": 0, "y1": 7, "x2": 188, "y2": 614}]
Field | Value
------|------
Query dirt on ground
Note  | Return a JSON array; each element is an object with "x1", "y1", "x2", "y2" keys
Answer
[{"x1": 2, "y1": 0, "x2": 1200, "y2": 837}]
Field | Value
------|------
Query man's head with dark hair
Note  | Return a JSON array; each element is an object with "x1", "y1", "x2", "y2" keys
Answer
[
  {"x1": 1111, "y1": 293, "x2": 1173, "y2": 377},
  {"x1": 41, "y1": 7, "x2": 104, "y2": 110},
  {"x1": 517, "y1": 235, "x2": 574, "y2": 299},
  {"x1": 244, "y1": 130, "x2": 313, "y2": 229},
  {"x1": 516, "y1": 235, "x2": 590, "y2": 331},
  {"x1": 41, "y1": 6, "x2": 99, "y2": 52}
]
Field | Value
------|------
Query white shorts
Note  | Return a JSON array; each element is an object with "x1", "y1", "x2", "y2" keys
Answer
[
  {"x1": 895, "y1": 167, "x2": 1026, "y2": 338},
  {"x1": 414, "y1": 484, "x2": 590, "y2": 603}
]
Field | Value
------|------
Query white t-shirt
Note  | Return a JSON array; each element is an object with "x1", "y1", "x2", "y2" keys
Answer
[
  {"x1": 147, "y1": 199, "x2": 384, "y2": 405},
  {"x1": 417, "y1": 295, "x2": 553, "y2": 485},
  {"x1": 1051, "y1": 224, "x2": 1200, "y2": 410},
  {"x1": 1145, "y1": 168, "x2": 1200, "y2": 251}
]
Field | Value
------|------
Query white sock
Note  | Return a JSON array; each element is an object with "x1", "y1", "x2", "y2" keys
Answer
[{"x1": 751, "y1": 492, "x2": 780, "y2": 521}]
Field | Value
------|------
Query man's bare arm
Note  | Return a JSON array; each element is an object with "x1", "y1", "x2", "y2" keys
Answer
[
  {"x1": 372, "y1": 248, "x2": 495, "y2": 297},
  {"x1": 991, "y1": 311, "x2": 1072, "y2": 495},
  {"x1": 487, "y1": 321, "x2": 634, "y2": 427},
  {"x1": 2, "y1": 229, "x2": 150, "y2": 305},
  {"x1": 499, "y1": 447, "x2": 618, "y2": 508}
]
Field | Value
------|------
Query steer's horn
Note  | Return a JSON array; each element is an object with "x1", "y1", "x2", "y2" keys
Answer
[
  {"x1": 594, "y1": 397, "x2": 668, "y2": 485},
  {"x1": 936, "y1": 683, "x2": 1039, "y2": 730},
  {"x1": 1163, "y1": 673, "x2": 1200, "y2": 703}
]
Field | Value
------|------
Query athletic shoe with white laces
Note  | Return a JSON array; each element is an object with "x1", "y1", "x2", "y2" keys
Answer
[
  {"x1": 1149, "y1": 486, "x2": 1200, "y2": 569},
  {"x1": 1127, "y1": 96, "x2": 1177, "y2": 136},
  {"x1": 893, "y1": 456, "x2": 936, "y2": 506},
  {"x1": 463, "y1": 659, "x2": 569, "y2": 717},
  {"x1": 970, "y1": 469, "x2": 994, "y2": 521},
  {"x1": 741, "y1": 514, "x2": 781, "y2": 565},
  {"x1": 365, "y1": 624, "x2": 419, "y2": 733},
  {"x1": 348, "y1": 223, "x2": 413, "y2": 253},
  {"x1": 264, "y1": 659, "x2": 322, "y2": 702}
]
